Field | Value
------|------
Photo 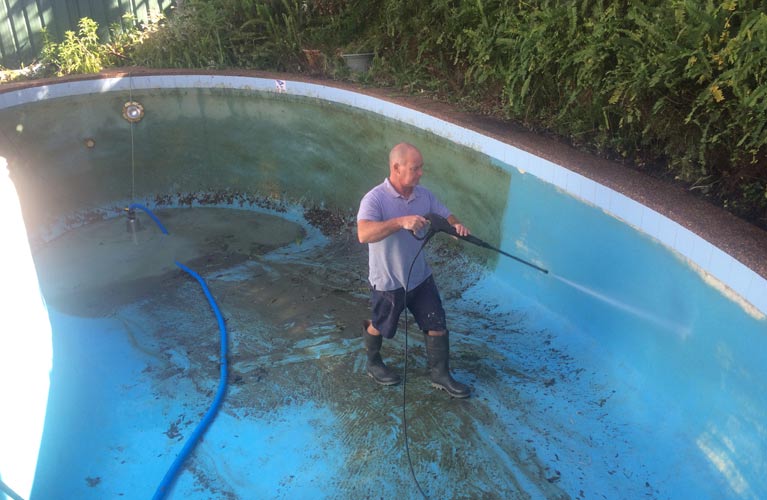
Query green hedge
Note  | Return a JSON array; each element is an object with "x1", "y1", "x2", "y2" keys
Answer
[{"x1": 366, "y1": 0, "x2": 767, "y2": 228}]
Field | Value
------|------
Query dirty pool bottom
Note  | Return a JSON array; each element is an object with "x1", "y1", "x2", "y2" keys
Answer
[{"x1": 30, "y1": 206, "x2": 663, "y2": 499}]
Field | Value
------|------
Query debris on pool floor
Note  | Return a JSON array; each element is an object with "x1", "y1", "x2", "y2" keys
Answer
[{"x1": 31, "y1": 206, "x2": 678, "y2": 499}]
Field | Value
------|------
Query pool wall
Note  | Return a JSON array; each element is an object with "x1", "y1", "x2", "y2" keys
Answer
[{"x1": 0, "y1": 74, "x2": 764, "y2": 317}]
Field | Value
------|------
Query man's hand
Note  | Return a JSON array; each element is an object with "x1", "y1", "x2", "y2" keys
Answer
[
  {"x1": 400, "y1": 215, "x2": 428, "y2": 234},
  {"x1": 452, "y1": 223, "x2": 470, "y2": 237},
  {"x1": 447, "y1": 214, "x2": 470, "y2": 238}
]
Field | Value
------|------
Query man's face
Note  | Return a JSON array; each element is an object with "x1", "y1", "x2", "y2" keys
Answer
[{"x1": 395, "y1": 150, "x2": 424, "y2": 188}]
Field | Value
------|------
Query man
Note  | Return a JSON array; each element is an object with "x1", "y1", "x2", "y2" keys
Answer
[{"x1": 356, "y1": 142, "x2": 471, "y2": 398}]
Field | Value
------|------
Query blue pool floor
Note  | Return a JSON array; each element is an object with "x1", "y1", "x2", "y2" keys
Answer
[{"x1": 28, "y1": 207, "x2": 731, "y2": 499}]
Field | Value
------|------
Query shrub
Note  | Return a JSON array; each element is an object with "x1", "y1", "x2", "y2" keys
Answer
[{"x1": 41, "y1": 18, "x2": 113, "y2": 75}]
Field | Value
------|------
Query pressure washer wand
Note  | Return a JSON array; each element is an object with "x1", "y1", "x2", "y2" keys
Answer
[{"x1": 423, "y1": 213, "x2": 549, "y2": 274}]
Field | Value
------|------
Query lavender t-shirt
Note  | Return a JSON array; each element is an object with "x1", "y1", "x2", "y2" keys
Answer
[{"x1": 357, "y1": 178, "x2": 451, "y2": 291}]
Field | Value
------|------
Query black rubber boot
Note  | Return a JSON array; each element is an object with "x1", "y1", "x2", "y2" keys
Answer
[
  {"x1": 426, "y1": 332, "x2": 471, "y2": 398},
  {"x1": 363, "y1": 321, "x2": 401, "y2": 386}
]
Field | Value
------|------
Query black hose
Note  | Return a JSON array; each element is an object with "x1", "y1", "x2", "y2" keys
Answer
[
  {"x1": 402, "y1": 213, "x2": 546, "y2": 498},
  {"x1": 402, "y1": 237, "x2": 431, "y2": 500}
]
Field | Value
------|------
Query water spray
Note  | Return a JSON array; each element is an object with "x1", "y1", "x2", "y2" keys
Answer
[{"x1": 418, "y1": 213, "x2": 688, "y2": 336}]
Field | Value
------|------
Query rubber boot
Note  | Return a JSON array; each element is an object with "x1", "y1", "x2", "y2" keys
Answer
[
  {"x1": 363, "y1": 321, "x2": 401, "y2": 386},
  {"x1": 426, "y1": 332, "x2": 471, "y2": 398}
]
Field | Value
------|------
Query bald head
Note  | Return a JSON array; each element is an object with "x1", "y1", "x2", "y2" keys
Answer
[
  {"x1": 387, "y1": 142, "x2": 424, "y2": 197},
  {"x1": 389, "y1": 142, "x2": 421, "y2": 171}
]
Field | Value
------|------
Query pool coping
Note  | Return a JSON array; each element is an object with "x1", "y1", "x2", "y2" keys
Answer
[{"x1": 1, "y1": 68, "x2": 765, "y2": 317}]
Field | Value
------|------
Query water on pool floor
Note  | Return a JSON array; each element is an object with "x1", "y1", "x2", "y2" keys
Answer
[{"x1": 29, "y1": 206, "x2": 698, "y2": 499}]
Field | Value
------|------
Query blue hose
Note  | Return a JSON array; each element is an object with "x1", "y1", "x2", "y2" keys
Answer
[
  {"x1": 132, "y1": 205, "x2": 228, "y2": 500},
  {"x1": 128, "y1": 202, "x2": 169, "y2": 235},
  {"x1": 152, "y1": 261, "x2": 229, "y2": 500}
]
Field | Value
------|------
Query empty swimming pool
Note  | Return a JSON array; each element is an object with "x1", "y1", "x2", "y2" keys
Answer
[{"x1": 0, "y1": 74, "x2": 765, "y2": 499}]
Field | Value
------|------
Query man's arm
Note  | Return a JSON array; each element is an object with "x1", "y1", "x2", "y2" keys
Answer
[{"x1": 357, "y1": 215, "x2": 428, "y2": 243}]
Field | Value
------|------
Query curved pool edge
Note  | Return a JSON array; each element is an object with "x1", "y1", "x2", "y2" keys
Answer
[{"x1": 1, "y1": 71, "x2": 764, "y2": 318}]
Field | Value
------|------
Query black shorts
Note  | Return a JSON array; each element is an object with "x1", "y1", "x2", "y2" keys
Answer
[{"x1": 370, "y1": 275, "x2": 447, "y2": 339}]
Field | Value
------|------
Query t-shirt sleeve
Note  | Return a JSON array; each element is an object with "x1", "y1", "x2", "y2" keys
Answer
[{"x1": 357, "y1": 190, "x2": 383, "y2": 222}]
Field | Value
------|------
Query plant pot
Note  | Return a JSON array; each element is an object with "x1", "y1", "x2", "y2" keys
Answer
[
  {"x1": 340, "y1": 52, "x2": 374, "y2": 73},
  {"x1": 302, "y1": 49, "x2": 326, "y2": 74}
]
